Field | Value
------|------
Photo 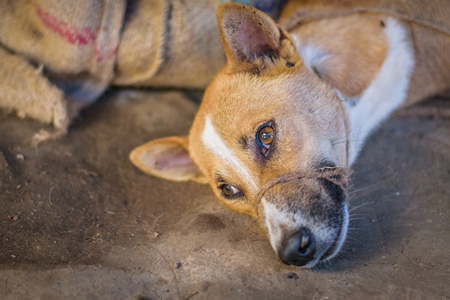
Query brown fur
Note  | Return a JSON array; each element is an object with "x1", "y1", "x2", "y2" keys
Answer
[
  {"x1": 130, "y1": 1, "x2": 450, "y2": 267},
  {"x1": 218, "y1": 4, "x2": 302, "y2": 76},
  {"x1": 290, "y1": 14, "x2": 388, "y2": 98},
  {"x1": 187, "y1": 67, "x2": 348, "y2": 217}
]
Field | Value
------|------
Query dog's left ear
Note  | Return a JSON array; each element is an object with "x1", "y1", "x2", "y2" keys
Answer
[
  {"x1": 129, "y1": 136, "x2": 208, "y2": 184},
  {"x1": 217, "y1": 3, "x2": 301, "y2": 74}
]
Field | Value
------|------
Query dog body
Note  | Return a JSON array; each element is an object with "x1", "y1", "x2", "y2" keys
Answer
[{"x1": 131, "y1": 2, "x2": 450, "y2": 267}]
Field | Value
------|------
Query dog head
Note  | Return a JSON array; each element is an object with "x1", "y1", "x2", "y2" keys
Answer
[{"x1": 130, "y1": 4, "x2": 356, "y2": 267}]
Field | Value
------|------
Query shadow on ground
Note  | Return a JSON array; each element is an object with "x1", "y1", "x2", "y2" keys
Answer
[{"x1": 0, "y1": 90, "x2": 449, "y2": 299}]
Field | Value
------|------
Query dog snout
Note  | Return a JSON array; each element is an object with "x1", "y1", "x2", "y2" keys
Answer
[
  {"x1": 261, "y1": 176, "x2": 348, "y2": 267},
  {"x1": 279, "y1": 227, "x2": 317, "y2": 266}
]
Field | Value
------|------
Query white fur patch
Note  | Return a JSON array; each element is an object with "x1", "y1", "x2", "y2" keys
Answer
[
  {"x1": 261, "y1": 197, "x2": 305, "y2": 251},
  {"x1": 201, "y1": 116, "x2": 258, "y2": 190},
  {"x1": 294, "y1": 38, "x2": 330, "y2": 74},
  {"x1": 346, "y1": 18, "x2": 415, "y2": 164}
]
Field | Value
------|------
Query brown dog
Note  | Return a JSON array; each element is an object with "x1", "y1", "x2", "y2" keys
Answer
[{"x1": 131, "y1": 1, "x2": 450, "y2": 267}]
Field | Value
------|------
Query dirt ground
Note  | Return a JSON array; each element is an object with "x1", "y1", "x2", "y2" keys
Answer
[{"x1": 0, "y1": 89, "x2": 449, "y2": 299}]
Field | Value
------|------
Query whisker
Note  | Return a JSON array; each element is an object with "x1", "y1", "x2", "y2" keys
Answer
[
  {"x1": 326, "y1": 259, "x2": 332, "y2": 268},
  {"x1": 348, "y1": 212, "x2": 368, "y2": 215},
  {"x1": 347, "y1": 227, "x2": 372, "y2": 231},
  {"x1": 332, "y1": 128, "x2": 374, "y2": 143},
  {"x1": 345, "y1": 236, "x2": 365, "y2": 245},
  {"x1": 332, "y1": 132, "x2": 368, "y2": 142},
  {"x1": 337, "y1": 251, "x2": 352, "y2": 261},
  {"x1": 349, "y1": 183, "x2": 382, "y2": 195},
  {"x1": 333, "y1": 251, "x2": 352, "y2": 268},
  {"x1": 348, "y1": 213, "x2": 370, "y2": 218},
  {"x1": 331, "y1": 139, "x2": 365, "y2": 146},
  {"x1": 348, "y1": 201, "x2": 375, "y2": 212},
  {"x1": 348, "y1": 217, "x2": 371, "y2": 222}
]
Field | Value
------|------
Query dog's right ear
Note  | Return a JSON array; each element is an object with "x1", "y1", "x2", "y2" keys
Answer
[
  {"x1": 129, "y1": 136, "x2": 208, "y2": 184},
  {"x1": 217, "y1": 3, "x2": 301, "y2": 74}
]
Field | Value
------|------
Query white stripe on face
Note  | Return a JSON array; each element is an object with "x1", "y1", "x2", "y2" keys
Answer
[
  {"x1": 262, "y1": 197, "x2": 304, "y2": 252},
  {"x1": 201, "y1": 115, "x2": 258, "y2": 191}
]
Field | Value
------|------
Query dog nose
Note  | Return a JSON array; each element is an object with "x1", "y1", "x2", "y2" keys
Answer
[{"x1": 279, "y1": 227, "x2": 317, "y2": 266}]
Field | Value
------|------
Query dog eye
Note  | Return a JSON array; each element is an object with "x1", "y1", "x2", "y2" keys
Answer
[
  {"x1": 257, "y1": 123, "x2": 274, "y2": 156},
  {"x1": 219, "y1": 184, "x2": 242, "y2": 199}
]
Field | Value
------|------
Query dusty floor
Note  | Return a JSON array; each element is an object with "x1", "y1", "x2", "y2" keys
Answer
[{"x1": 0, "y1": 90, "x2": 449, "y2": 299}]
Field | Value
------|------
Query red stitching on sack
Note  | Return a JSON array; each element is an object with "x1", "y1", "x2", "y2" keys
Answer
[
  {"x1": 94, "y1": 47, "x2": 118, "y2": 63},
  {"x1": 36, "y1": 3, "x2": 97, "y2": 45}
]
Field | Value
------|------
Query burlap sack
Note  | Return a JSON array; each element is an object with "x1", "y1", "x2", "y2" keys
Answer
[
  {"x1": 0, "y1": 0, "x2": 285, "y2": 131},
  {"x1": 0, "y1": 47, "x2": 67, "y2": 129},
  {"x1": 114, "y1": 0, "x2": 224, "y2": 88},
  {"x1": 0, "y1": 0, "x2": 126, "y2": 130},
  {"x1": 0, "y1": 0, "x2": 125, "y2": 95},
  {"x1": 114, "y1": 0, "x2": 286, "y2": 88}
]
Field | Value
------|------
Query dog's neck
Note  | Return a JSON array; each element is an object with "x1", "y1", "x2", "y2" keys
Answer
[
  {"x1": 344, "y1": 18, "x2": 414, "y2": 164},
  {"x1": 294, "y1": 18, "x2": 415, "y2": 166}
]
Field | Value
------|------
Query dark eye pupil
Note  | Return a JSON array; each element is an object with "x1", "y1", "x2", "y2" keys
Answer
[
  {"x1": 221, "y1": 184, "x2": 240, "y2": 198},
  {"x1": 261, "y1": 131, "x2": 272, "y2": 141},
  {"x1": 223, "y1": 185, "x2": 233, "y2": 196},
  {"x1": 258, "y1": 126, "x2": 274, "y2": 145}
]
